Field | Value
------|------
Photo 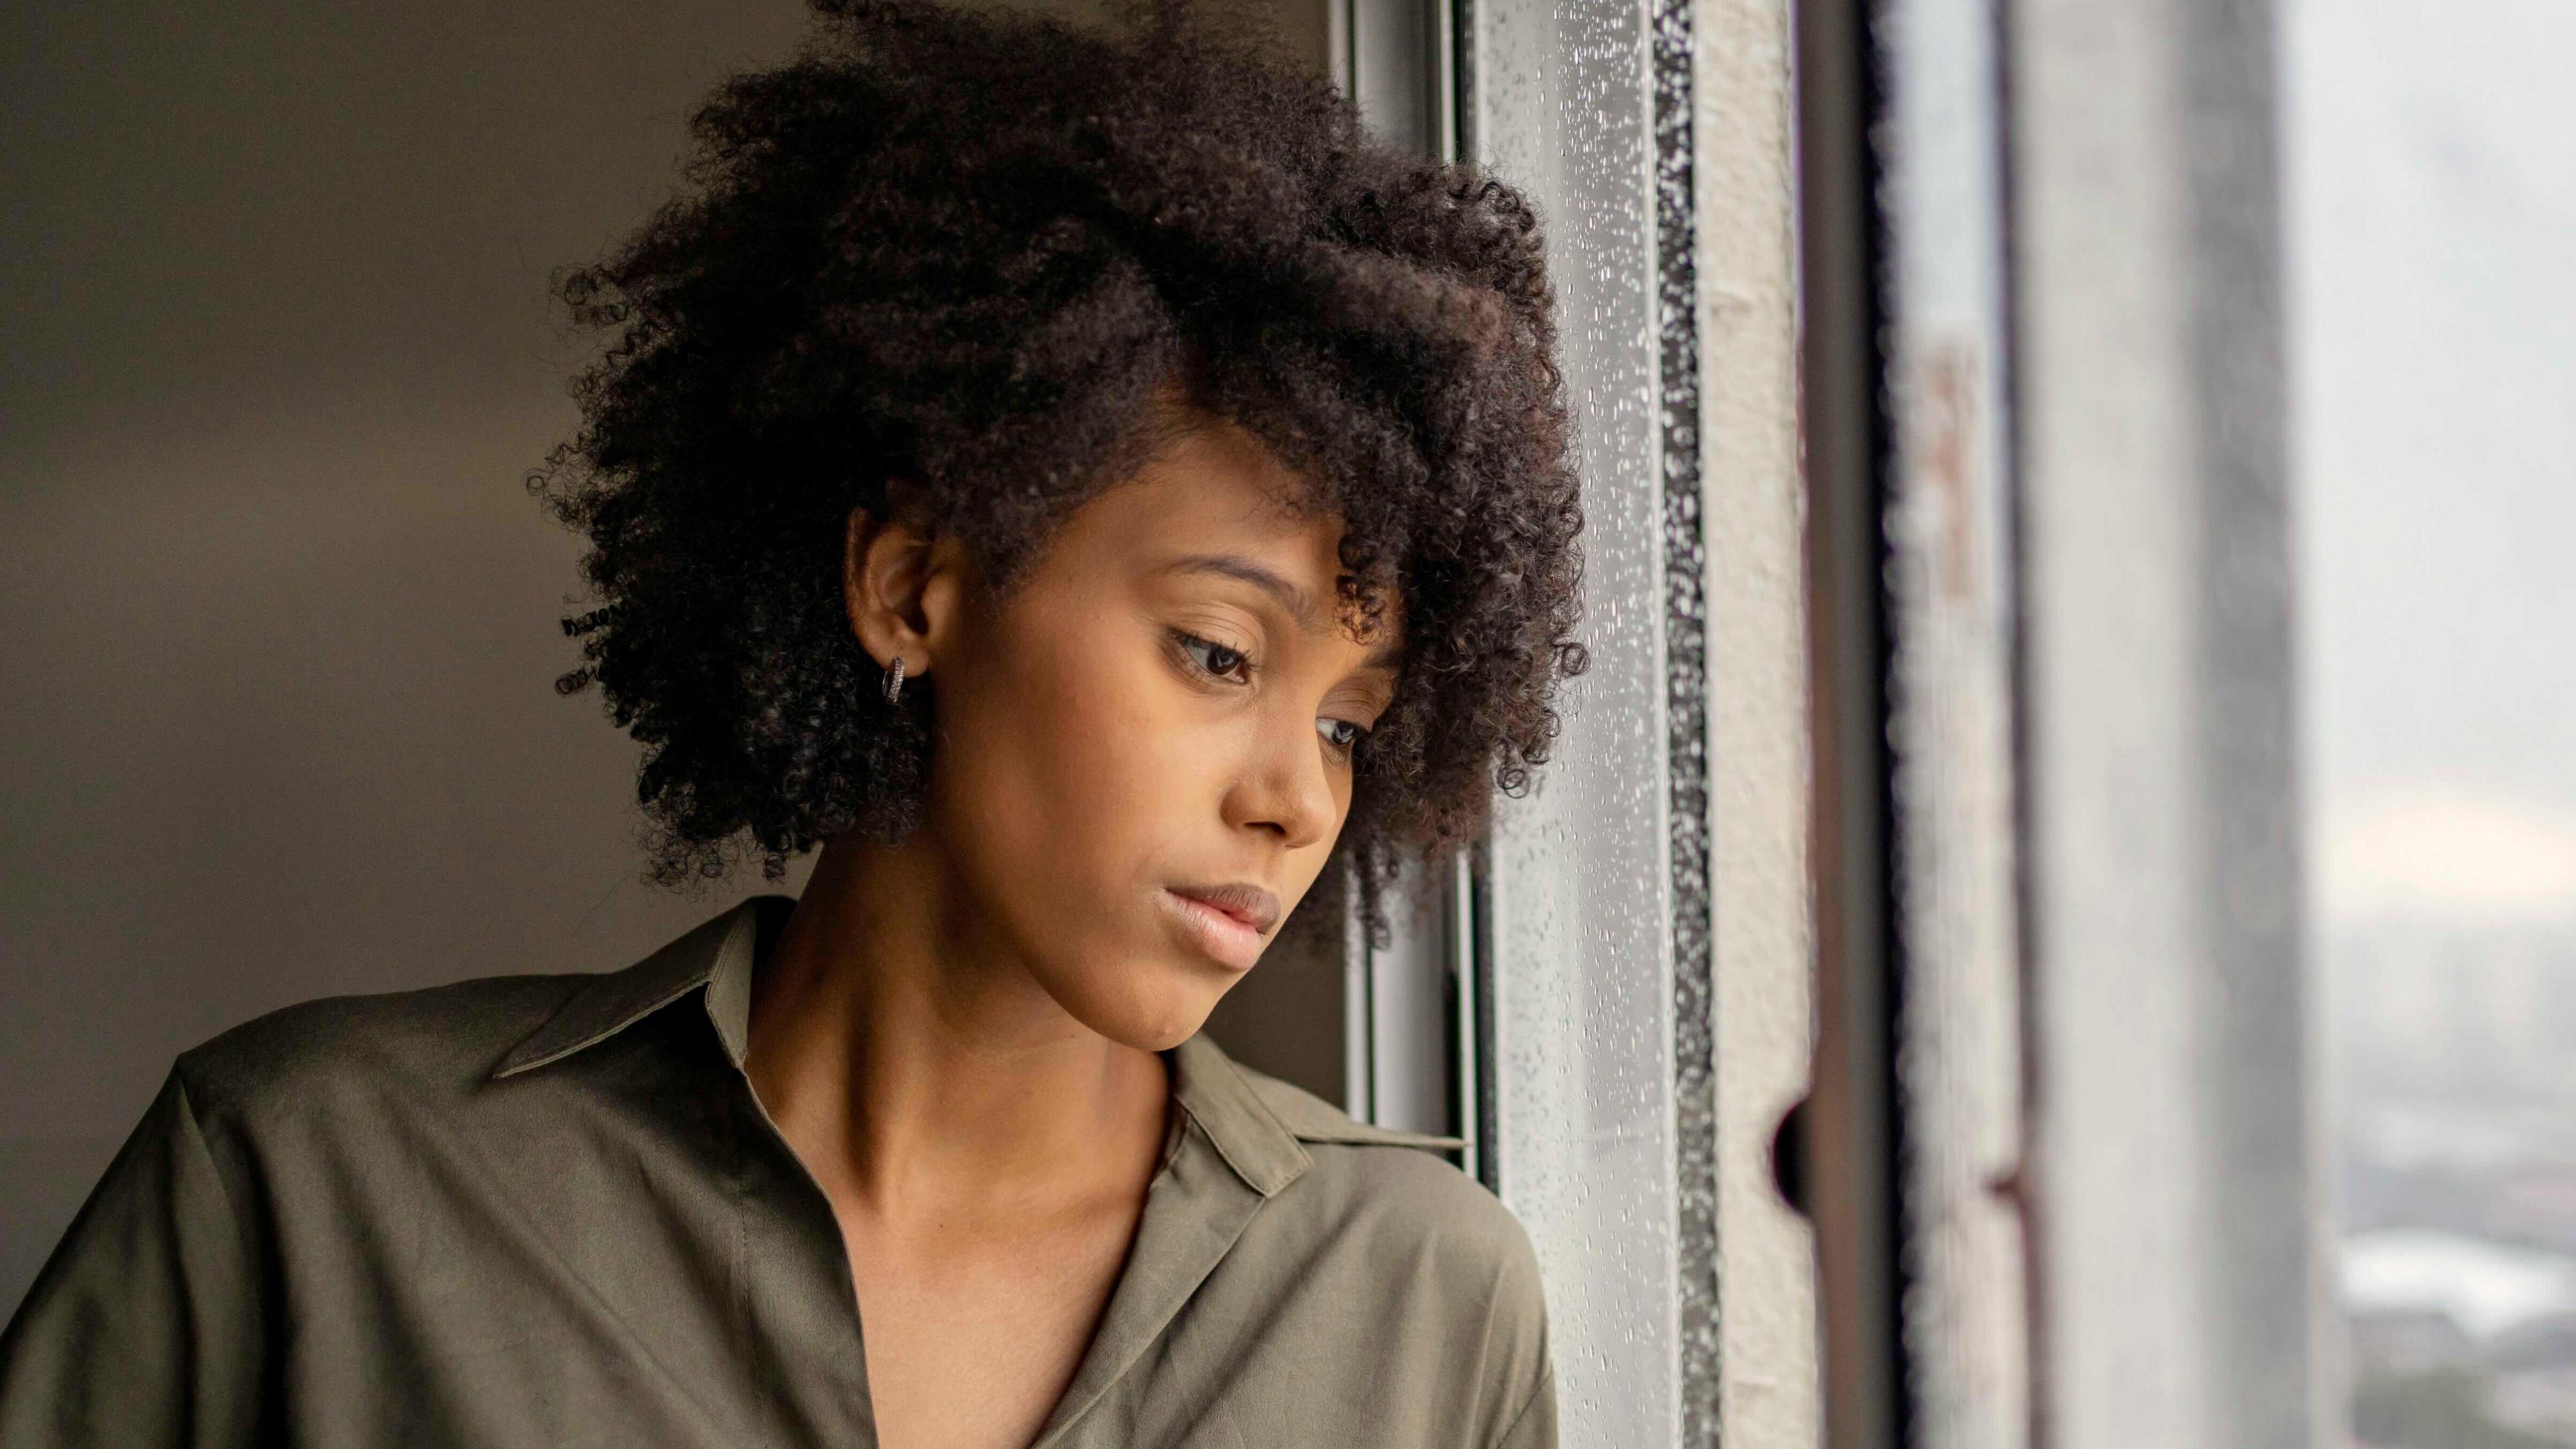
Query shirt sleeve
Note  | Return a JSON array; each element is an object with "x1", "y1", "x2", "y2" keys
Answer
[
  {"x1": 1478, "y1": 1201, "x2": 1558, "y2": 1449},
  {"x1": 0, "y1": 1067, "x2": 267, "y2": 1448},
  {"x1": 1489, "y1": 1341, "x2": 1559, "y2": 1449}
]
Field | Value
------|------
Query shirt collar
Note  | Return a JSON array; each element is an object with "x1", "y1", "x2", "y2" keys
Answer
[
  {"x1": 489, "y1": 895, "x2": 1317, "y2": 1199},
  {"x1": 489, "y1": 896, "x2": 774, "y2": 1080}
]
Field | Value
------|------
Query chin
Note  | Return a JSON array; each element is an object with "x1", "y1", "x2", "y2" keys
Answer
[
  {"x1": 1106, "y1": 996, "x2": 1223, "y2": 1054},
  {"x1": 1055, "y1": 961, "x2": 1230, "y2": 1053}
]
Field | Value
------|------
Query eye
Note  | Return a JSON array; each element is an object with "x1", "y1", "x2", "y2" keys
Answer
[
  {"x1": 1172, "y1": 631, "x2": 1254, "y2": 685},
  {"x1": 1318, "y1": 716, "x2": 1367, "y2": 758}
]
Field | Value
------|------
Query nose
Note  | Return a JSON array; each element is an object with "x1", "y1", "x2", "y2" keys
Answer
[{"x1": 1221, "y1": 696, "x2": 1340, "y2": 852}]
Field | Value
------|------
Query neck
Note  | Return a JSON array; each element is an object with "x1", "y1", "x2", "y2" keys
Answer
[{"x1": 743, "y1": 837, "x2": 1173, "y2": 1220}]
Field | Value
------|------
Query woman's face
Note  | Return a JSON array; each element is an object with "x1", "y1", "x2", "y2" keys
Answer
[{"x1": 894, "y1": 419, "x2": 1401, "y2": 1051}]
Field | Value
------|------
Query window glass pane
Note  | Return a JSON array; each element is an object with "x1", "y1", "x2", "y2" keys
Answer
[{"x1": 1470, "y1": 0, "x2": 1711, "y2": 1437}]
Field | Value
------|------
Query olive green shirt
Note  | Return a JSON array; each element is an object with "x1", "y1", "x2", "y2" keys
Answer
[{"x1": 0, "y1": 896, "x2": 1555, "y2": 1447}]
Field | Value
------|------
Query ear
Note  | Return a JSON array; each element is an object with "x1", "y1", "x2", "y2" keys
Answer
[{"x1": 841, "y1": 490, "x2": 965, "y2": 682}]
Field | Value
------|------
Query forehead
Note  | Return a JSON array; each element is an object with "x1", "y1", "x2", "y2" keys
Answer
[
  {"x1": 1071, "y1": 417, "x2": 1339, "y2": 570},
  {"x1": 1038, "y1": 417, "x2": 1402, "y2": 645},
  {"x1": 1114, "y1": 419, "x2": 1322, "y2": 537}
]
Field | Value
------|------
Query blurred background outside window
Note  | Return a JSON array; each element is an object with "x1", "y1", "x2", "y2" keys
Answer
[{"x1": 2292, "y1": 1, "x2": 2576, "y2": 1443}]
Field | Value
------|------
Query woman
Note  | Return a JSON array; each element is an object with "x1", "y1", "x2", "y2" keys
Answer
[{"x1": 0, "y1": 0, "x2": 1587, "y2": 1443}]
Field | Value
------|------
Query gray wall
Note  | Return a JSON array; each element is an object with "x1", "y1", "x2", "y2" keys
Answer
[{"x1": 2, "y1": 0, "x2": 1330, "y2": 1317}]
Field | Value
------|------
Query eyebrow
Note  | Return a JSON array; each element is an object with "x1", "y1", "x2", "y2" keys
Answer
[{"x1": 1159, "y1": 553, "x2": 1403, "y2": 670}]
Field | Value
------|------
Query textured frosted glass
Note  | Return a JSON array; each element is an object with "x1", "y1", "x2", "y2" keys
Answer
[{"x1": 1472, "y1": 0, "x2": 1689, "y2": 1440}]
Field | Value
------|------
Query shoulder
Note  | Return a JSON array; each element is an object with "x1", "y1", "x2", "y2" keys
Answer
[
  {"x1": 1216, "y1": 1057, "x2": 1556, "y2": 1438},
  {"x1": 171, "y1": 971, "x2": 592, "y2": 1132},
  {"x1": 1229, "y1": 1059, "x2": 1548, "y2": 1307}
]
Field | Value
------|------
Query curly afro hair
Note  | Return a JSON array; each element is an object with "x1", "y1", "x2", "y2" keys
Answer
[{"x1": 535, "y1": 0, "x2": 1588, "y2": 947}]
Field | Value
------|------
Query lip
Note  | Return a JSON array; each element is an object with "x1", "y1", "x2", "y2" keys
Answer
[{"x1": 1161, "y1": 883, "x2": 1282, "y2": 971}]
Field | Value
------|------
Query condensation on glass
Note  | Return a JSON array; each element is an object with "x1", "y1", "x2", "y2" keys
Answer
[{"x1": 1466, "y1": 0, "x2": 1714, "y2": 1440}]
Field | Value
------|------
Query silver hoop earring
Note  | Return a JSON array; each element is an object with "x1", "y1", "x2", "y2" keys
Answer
[{"x1": 882, "y1": 655, "x2": 906, "y2": 705}]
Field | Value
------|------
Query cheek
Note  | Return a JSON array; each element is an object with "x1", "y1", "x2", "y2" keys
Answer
[
  {"x1": 931, "y1": 619, "x2": 1216, "y2": 934},
  {"x1": 930, "y1": 625, "x2": 1240, "y2": 1045}
]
